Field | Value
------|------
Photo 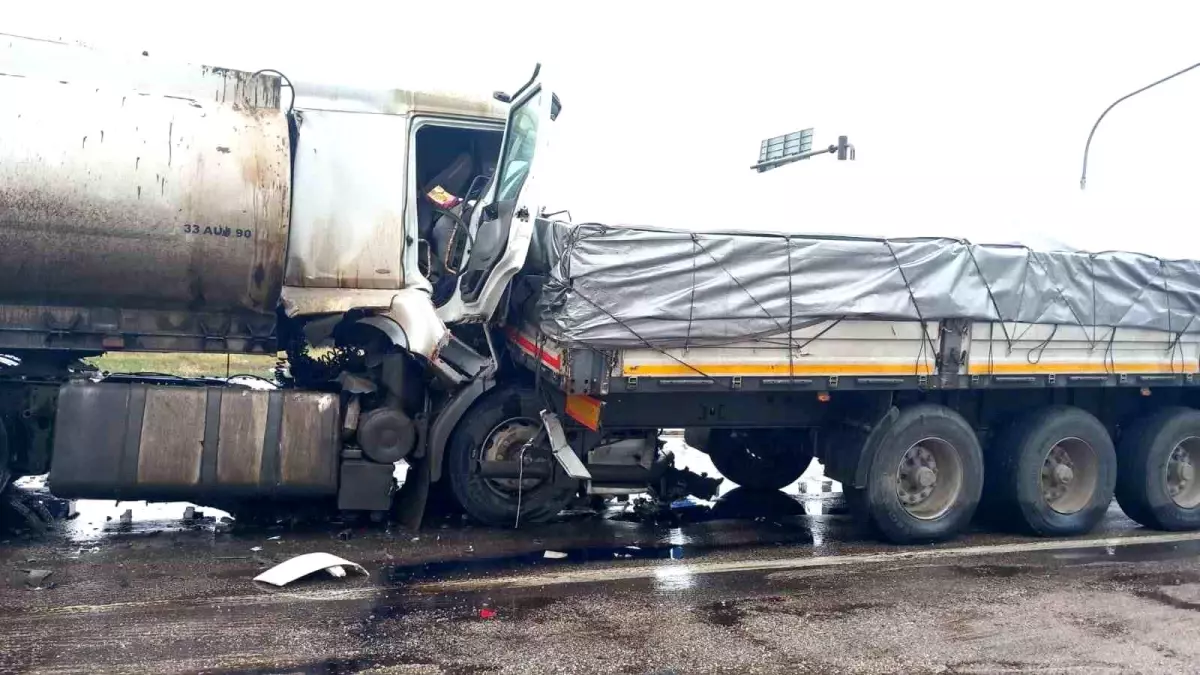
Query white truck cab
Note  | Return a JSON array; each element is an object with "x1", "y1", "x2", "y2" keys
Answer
[{"x1": 280, "y1": 66, "x2": 560, "y2": 358}]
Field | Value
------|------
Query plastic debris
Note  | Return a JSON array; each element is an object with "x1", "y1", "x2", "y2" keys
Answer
[
  {"x1": 543, "y1": 550, "x2": 568, "y2": 559},
  {"x1": 479, "y1": 608, "x2": 497, "y2": 619},
  {"x1": 23, "y1": 569, "x2": 53, "y2": 587},
  {"x1": 253, "y1": 552, "x2": 368, "y2": 587}
]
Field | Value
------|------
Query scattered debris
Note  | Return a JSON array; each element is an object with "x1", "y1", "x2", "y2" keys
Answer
[
  {"x1": 544, "y1": 550, "x2": 568, "y2": 560},
  {"x1": 183, "y1": 506, "x2": 196, "y2": 520},
  {"x1": 479, "y1": 608, "x2": 497, "y2": 619},
  {"x1": 119, "y1": 509, "x2": 133, "y2": 524},
  {"x1": 23, "y1": 569, "x2": 53, "y2": 587},
  {"x1": 251, "y1": 546, "x2": 263, "y2": 552},
  {"x1": 253, "y1": 552, "x2": 368, "y2": 587},
  {"x1": 2, "y1": 487, "x2": 57, "y2": 534},
  {"x1": 337, "y1": 529, "x2": 353, "y2": 541},
  {"x1": 267, "y1": 535, "x2": 281, "y2": 541}
]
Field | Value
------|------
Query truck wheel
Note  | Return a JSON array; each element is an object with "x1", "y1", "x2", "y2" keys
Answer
[
  {"x1": 706, "y1": 429, "x2": 813, "y2": 491},
  {"x1": 858, "y1": 405, "x2": 984, "y2": 544},
  {"x1": 1116, "y1": 407, "x2": 1200, "y2": 531},
  {"x1": 446, "y1": 387, "x2": 578, "y2": 527},
  {"x1": 987, "y1": 406, "x2": 1115, "y2": 536}
]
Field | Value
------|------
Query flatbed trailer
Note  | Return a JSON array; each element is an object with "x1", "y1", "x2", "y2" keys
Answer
[
  {"x1": 455, "y1": 221, "x2": 1200, "y2": 543},
  {"x1": 498, "y1": 317, "x2": 1200, "y2": 543}
]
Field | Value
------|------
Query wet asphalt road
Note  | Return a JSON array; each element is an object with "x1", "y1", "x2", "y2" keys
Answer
[{"x1": 5, "y1": 485, "x2": 1200, "y2": 675}]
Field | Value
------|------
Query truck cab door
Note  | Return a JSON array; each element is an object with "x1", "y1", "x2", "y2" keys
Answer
[{"x1": 437, "y1": 67, "x2": 559, "y2": 324}]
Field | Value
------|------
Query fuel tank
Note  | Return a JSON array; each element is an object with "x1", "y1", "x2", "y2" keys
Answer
[
  {"x1": 49, "y1": 381, "x2": 340, "y2": 502},
  {"x1": 0, "y1": 37, "x2": 291, "y2": 317}
]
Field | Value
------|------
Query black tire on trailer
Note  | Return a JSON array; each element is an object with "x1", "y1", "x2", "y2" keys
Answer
[
  {"x1": 706, "y1": 429, "x2": 813, "y2": 491},
  {"x1": 986, "y1": 406, "x2": 1116, "y2": 536},
  {"x1": 1116, "y1": 407, "x2": 1200, "y2": 531},
  {"x1": 857, "y1": 404, "x2": 984, "y2": 544},
  {"x1": 446, "y1": 387, "x2": 578, "y2": 527}
]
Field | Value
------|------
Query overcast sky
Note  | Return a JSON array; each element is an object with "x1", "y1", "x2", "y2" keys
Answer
[{"x1": 9, "y1": 1, "x2": 1200, "y2": 256}]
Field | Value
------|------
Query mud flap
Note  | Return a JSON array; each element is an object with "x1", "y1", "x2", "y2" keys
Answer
[{"x1": 394, "y1": 455, "x2": 432, "y2": 530}]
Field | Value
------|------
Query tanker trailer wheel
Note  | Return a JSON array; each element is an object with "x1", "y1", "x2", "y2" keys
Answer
[
  {"x1": 1116, "y1": 407, "x2": 1200, "y2": 531},
  {"x1": 447, "y1": 387, "x2": 579, "y2": 527},
  {"x1": 705, "y1": 429, "x2": 813, "y2": 491},
  {"x1": 985, "y1": 406, "x2": 1116, "y2": 536},
  {"x1": 853, "y1": 404, "x2": 984, "y2": 544}
]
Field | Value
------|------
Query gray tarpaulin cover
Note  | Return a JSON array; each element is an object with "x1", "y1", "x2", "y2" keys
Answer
[{"x1": 511, "y1": 220, "x2": 1200, "y2": 349}]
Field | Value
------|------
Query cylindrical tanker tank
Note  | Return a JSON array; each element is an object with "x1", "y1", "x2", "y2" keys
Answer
[{"x1": 0, "y1": 71, "x2": 291, "y2": 316}]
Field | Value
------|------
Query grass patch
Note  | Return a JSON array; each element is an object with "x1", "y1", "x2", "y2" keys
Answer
[{"x1": 89, "y1": 352, "x2": 278, "y2": 379}]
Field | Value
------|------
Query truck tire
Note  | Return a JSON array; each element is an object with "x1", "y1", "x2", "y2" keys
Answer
[
  {"x1": 446, "y1": 387, "x2": 578, "y2": 527},
  {"x1": 1116, "y1": 407, "x2": 1200, "y2": 531},
  {"x1": 857, "y1": 404, "x2": 984, "y2": 544},
  {"x1": 986, "y1": 406, "x2": 1116, "y2": 536},
  {"x1": 706, "y1": 429, "x2": 813, "y2": 491}
]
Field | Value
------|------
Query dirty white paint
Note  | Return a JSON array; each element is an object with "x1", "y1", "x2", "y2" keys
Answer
[
  {"x1": 0, "y1": 32, "x2": 281, "y2": 107},
  {"x1": 0, "y1": 55, "x2": 290, "y2": 314},
  {"x1": 286, "y1": 109, "x2": 410, "y2": 291}
]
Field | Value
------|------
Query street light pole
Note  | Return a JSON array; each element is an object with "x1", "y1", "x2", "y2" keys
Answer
[{"x1": 1080, "y1": 60, "x2": 1200, "y2": 190}]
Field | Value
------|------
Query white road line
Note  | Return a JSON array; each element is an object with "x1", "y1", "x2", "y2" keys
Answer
[
  {"x1": 14, "y1": 531, "x2": 1200, "y2": 618},
  {"x1": 413, "y1": 531, "x2": 1200, "y2": 592}
]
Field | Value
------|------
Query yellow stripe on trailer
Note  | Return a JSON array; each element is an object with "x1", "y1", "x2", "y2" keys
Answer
[
  {"x1": 967, "y1": 362, "x2": 1200, "y2": 375},
  {"x1": 621, "y1": 363, "x2": 933, "y2": 377}
]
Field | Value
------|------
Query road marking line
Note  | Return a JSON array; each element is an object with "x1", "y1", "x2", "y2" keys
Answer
[
  {"x1": 11, "y1": 531, "x2": 1200, "y2": 618},
  {"x1": 413, "y1": 531, "x2": 1200, "y2": 591}
]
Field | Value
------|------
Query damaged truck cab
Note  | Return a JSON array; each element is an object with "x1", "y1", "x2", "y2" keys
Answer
[{"x1": 0, "y1": 35, "x2": 614, "y2": 524}]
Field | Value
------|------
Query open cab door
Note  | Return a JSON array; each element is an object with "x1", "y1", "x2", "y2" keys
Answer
[{"x1": 437, "y1": 65, "x2": 560, "y2": 324}]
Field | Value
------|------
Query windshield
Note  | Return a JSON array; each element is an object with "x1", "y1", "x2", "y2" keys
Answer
[{"x1": 495, "y1": 88, "x2": 542, "y2": 203}]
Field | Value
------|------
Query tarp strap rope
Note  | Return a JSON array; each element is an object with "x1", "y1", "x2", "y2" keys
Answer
[
  {"x1": 883, "y1": 238, "x2": 938, "y2": 375},
  {"x1": 785, "y1": 235, "x2": 796, "y2": 384},
  {"x1": 963, "y1": 240, "x2": 1012, "y2": 351},
  {"x1": 1029, "y1": 252, "x2": 1096, "y2": 350},
  {"x1": 569, "y1": 286, "x2": 731, "y2": 388},
  {"x1": 1027, "y1": 325, "x2": 1058, "y2": 365},
  {"x1": 685, "y1": 237, "x2": 699, "y2": 350},
  {"x1": 689, "y1": 233, "x2": 788, "y2": 337}
]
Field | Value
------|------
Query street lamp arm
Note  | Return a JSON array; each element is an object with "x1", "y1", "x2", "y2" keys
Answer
[{"x1": 1081, "y1": 60, "x2": 1200, "y2": 189}]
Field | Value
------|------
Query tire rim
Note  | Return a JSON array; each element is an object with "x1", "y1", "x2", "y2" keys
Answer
[
  {"x1": 1165, "y1": 436, "x2": 1200, "y2": 509},
  {"x1": 1040, "y1": 437, "x2": 1099, "y2": 515},
  {"x1": 895, "y1": 436, "x2": 963, "y2": 520},
  {"x1": 479, "y1": 417, "x2": 544, "y2": 495}
]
